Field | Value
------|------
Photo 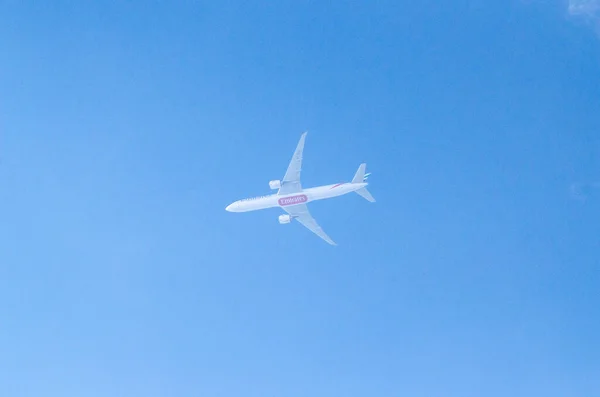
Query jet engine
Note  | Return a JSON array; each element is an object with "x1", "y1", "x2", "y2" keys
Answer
[
  {"x1": 278, "y1": 214, "x2": 292, "y2": 224},
  {"x1": 269, "y1": 179, "x2": 281, "y2": 190}
]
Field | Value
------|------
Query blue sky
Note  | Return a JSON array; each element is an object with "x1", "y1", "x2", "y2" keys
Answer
[{"x1": 1, "y1": 1, "x2": 599, "y2": 396}]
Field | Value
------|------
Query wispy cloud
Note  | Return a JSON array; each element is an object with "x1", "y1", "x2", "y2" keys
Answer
[
  {"x1": 568, "y1": 0, "x2": 600, "y2": 28},
  {"x1": 570, "y1": 181, "x2": 600, "y2": 201},
  {"x1": 569, "y1": 0, "x2": 600, "y2": 17}
]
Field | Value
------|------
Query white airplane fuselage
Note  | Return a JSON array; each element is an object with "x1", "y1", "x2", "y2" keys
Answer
[{"x1": 225, "y1": 182, "x2": 367, "y2": 213}]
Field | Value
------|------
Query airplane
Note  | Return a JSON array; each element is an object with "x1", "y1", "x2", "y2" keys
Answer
[{"x1": 225, "y1": 131, "x2": 375, "y2": 245}]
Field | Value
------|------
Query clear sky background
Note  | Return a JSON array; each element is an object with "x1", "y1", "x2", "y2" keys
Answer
[{"x1": 1, "y1": 1, "x2": 599, "y2": 396}]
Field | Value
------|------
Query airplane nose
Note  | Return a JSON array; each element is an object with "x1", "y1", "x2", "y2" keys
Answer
[{"x1": 225, "y1": 203, "x2": 233, "y2": 212}]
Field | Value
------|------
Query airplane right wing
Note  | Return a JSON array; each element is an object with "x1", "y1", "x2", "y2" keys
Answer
[
  {"x1": 278, "y1": 132, "x2": 307, "y2": 195},
  {"x1": 283, "y1": 203, "x2": 336, "y2": 245}
]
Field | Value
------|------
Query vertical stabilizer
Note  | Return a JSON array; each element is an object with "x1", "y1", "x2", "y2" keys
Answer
[
  {"x1": 352, "y1": 163, "x2": 375, "y2": 202},
  {"x1": 352, "y1": 163, "x2": 367, "y2": 184}
]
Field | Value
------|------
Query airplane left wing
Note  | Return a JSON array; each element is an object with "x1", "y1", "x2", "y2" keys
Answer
[
  {"x1": 278, "y1": 132, "x2": 307, "y2": 195},
  {"x1": 283, "y1": 203, "x2": 336, "y2": 245}
]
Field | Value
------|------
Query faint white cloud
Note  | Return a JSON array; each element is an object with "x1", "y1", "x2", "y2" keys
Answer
[
  {"x1": 568, "y1": 0, "x2": 600, "y2": 29},
  {"x1": 569, "y1": 0, "x2": 600, "y2": 17},
  {"x1": 570, "y1": 181, "x2": 600, "y2": 201}
]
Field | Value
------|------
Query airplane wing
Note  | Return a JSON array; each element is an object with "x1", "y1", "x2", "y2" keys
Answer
[
  {"x1": 283, "y1": 203, "x2": 336, "y2": 245},
  {"x1": 278, "y1": 132, "x2": 307, "y2": 195}
]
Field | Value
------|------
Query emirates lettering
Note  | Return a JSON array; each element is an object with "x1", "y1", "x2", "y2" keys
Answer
[{"x1": 278, "y1": 194, "x2": 308, "y2": 206}]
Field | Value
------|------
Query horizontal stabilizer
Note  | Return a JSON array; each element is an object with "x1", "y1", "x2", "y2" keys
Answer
[{"x1": 355, "y1": 187, "x2": 375, "y2": 202}]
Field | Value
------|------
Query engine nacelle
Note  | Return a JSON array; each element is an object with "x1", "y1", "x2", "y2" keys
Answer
[
  {"x1": 269, "y1": 179, "x2": 281, "y2": 190},
  {"x1": 278, "y1": 214, "x2": 292, "y2": 224}
]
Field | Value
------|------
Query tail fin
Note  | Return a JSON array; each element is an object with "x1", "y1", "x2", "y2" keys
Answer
[
  {"x1": 352, "y1": 163, "x2": 375, "y2": 202},
  {"x1": 352, "y1": 163, "x2": 368, "y2": 183}
]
